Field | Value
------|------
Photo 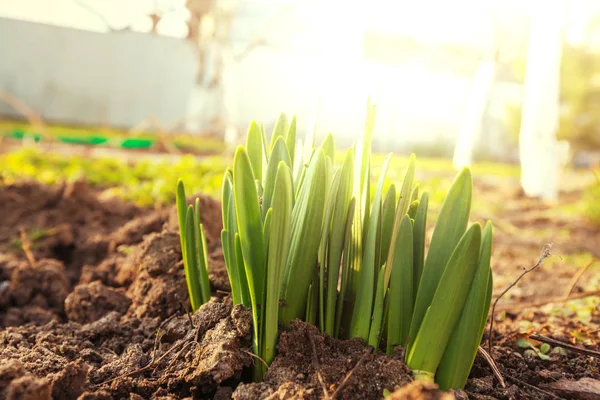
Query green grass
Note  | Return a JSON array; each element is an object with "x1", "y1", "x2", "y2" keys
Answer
[
  {"x1": 0, "y1": 144, "x2": 529, "y2": 212},
  {"x1": 1, "y1": 147, "x2": 225, "y2": 206},
  {"x1": 368, "y1": 153, "x2": 520, "y2": 177}
]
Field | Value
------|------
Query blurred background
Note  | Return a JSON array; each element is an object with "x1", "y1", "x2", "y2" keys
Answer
[
  {"x1": 0, "y1": 0, "x2": 597, "y2": 150},
  {"x1": 0, "y1": 0, "x2": 599, "y2": 209}
]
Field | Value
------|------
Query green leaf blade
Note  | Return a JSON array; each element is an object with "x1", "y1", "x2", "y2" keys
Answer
[
  {"x1": 412, "y1": 193, "x2": 428, "y2": 301},
  {"x1": 262, "y1": 137, "x2": 292, "y2": 220},
  {"x1": 409, "y1": 167, "x2": 472, "y2": 346},
  {"x1": 183, "y1": 206, "x2": 203, "y2": 311},
  {"x1": 222, "y1": 229, "x2": 241, "y2": 305},
  {"x1": 379, "y1": 184, "x2": 397, "y2": 267},
  {"x1": 349, "y1": 154, "x2": 391, "y2": 341},
  {"x1": 436, "y1": 222, "x2": 493, "y2": 390},
  {"x1": 176, "y1": 180, "x2": 187, "y2": 261},
  {"x1": 325, "y1": 148, "x2": 355, "y2": 335},
  {"x1": 406, "y1": 223, "x2": 482, "y2": 378},
  {"x1": 262, "y1": 162, "x2": 294, "y2": 366},
  {"x1": 286, "y1": 116, "x2": 296, "y2": 166},
  {"x1": 233, "y1": 146, "x2": 267, "y2": 354},
  {"x1": 334, "y1": 197, "x2": 356, "y2": 338},
  {"x1": 383, "y1": 155, "x2": 416, "y2": 290},
  {"x1": 279, "y1": 149, "x2": 327, "y2": 326},
  {"x1": 270, "y1": 113, "x2": 289, "y2": 152},
  {"x1": 246, "y1": 122, "x2": 264, "y2": 181},
  {"x1": 387, "y1": 215, "x2": 414, "y2": 354},
  {"x1": 320, "y1": 168, "x2": 342, "y2": 331},
  {"x1": 367, "y1": 266, "x2": 387, "y2": 349},
  {"x1": 322, "y1": 133, "x2": 335, "y2": 161},
  {"x1": 234, "y1": 233, "x2": 251, "y2": 307},
  {"x1": 197, "y1": 223, "x2": 212, "y2": 304}
]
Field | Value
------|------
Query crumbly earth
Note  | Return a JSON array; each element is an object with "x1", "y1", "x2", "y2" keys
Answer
[
  {"x1": 233, "y1": 320, "x2": 413, "y2": 400},
  {"x1": 0, "y1": 181, "x2": 249, "y2": 399},
  {"x1": 1, "y1": 180, "x2": 599, "y2": 399}
]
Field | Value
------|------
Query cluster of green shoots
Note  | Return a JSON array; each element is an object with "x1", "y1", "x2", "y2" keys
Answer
[{"x1": 177, "y1": 102, "x2": 493, "y2": 390}]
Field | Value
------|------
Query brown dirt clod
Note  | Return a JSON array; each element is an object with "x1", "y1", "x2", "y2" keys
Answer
[
  {"x1": 65, "y1": 281, "x2": 131, "y2": 324},
  {"x1": 50, "y1": 359, "x2": 89, "y2": 400},
  {"x1": 125, "y1": 230, "x2": 189, "y2": 320},
  {"x1": 3, "y1": 258, "x2": 69, "y2": 327},
  {"x1": 4, "y1": 375, "x2": 51, "y2": 400}
]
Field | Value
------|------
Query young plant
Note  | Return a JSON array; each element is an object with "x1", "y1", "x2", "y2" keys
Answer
[
  {"x1": 177, "y1": 104, "x2": 493, "y2": 389},
  {"x1": 220, "y1": 117, "x2": 302, "y2": 380},
  {"x1": 176, "y1": 181, "x2": 211, "y2": 312}
]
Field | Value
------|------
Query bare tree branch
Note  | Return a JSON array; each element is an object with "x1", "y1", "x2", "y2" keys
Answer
[{"x1": 72, "y1": 0, "x2": 131, "y2": 32}]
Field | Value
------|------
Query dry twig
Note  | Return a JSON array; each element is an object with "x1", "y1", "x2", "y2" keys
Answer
[
  {"x1": 161, "y1": 340, "x2": 198, "y2": 372},
  {"x1": 179, "y1": 300, "x2": 195, "y2": 329},
  {"x1": 477, "y1": 346, "x2": 506, "y2": 388},
  {"x1": 505, "y1": 375, "x2": 564, "y2": 399},
  {"x1": 72, "y1": 0, "x2": 125, "y2": 31},
  {"x1": 488, "y1": 244, "x2": 554, "y2": 356},
  {"x1": 242, "y1": 349, "x2": 269, "y2": 369},
  {"x1": 562, "y1": 259, "x2": 597, "y2": 300},
  {"x1": 98, "y1": 338, "x2": 188, "y2": 386},
  {"x1": 307, "y1": 331, "x2": 330, "y2": 400},
  {"x1": 96, "y1": 312, "x2": 196, "y2": 386},
  {"x1": 19, "y1": 229, "x2": 36, "y2": 266},
  {"x1": 529, "y1": 334, "x2": 600, "y2": 358}
]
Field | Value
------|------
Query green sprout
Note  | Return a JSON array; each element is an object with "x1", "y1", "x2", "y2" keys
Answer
[
  {"x1": 176, "y1": 182, "x2": 211, "y2": 312},
  {"x1": 10, "y1": 228, "x2": 52, "y2": 251},
  {"x1": 517, "y1": 338, "x2": 567, "y2": 360},
  {"x1": 177, "y1": 101, "x2": 493, "y2": 388}
]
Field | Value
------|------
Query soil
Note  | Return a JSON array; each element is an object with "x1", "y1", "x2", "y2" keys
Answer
[
  {"x1": 1, "y1": 178, "x2": 599, "y2": 400},
  {"x1": 233, "y1": 319, "x2": 415, "y2": 400}
]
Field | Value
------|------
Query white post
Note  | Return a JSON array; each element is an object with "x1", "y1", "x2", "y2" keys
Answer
[
  {"x1": 216, "y1": 0, "x2": 239, "y2": 148},
  {"x1": 519, "y1": 0, "x2": 566, "y2": 201},
  {"x1": 222, "y1": 47, "x2": 238, "y2": 147},
  {"x1": 452, "y1": 59, "x2": 496, "y2": 169}
]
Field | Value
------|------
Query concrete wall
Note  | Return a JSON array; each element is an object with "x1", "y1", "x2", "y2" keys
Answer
[{"x1": 0, "y1": 17, "x2": 198, "y2": 129}]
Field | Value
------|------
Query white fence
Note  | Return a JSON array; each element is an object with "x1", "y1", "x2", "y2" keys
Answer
[{"x1": 0, "y1": 17, "x2": 198, "y2": 129}]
